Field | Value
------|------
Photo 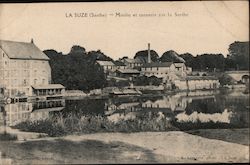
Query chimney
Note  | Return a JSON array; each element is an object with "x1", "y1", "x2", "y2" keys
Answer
[
  {"x1": 147, "y1": 43, "x2": 151, "y2": 63},
  {"x1": 31, "y1": 38, "x2": 34, "y2": 44}
]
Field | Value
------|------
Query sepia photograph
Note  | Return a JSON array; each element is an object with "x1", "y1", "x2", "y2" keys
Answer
[{"x1": 0, "y1": 1, "x2": 249, "y2": 164}]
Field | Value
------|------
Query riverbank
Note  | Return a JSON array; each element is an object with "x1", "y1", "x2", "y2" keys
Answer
[{"x1": 0, "y1": 129, "x2": 248, "y2": 164}]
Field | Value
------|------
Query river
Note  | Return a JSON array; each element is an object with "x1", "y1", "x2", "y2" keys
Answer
[{"x1": 0, "y1": 89, "x2": 249, "y2": 134}]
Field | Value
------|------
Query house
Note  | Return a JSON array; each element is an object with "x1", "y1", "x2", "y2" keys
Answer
[
  {"x1": 174, "y1": 76, "x2": 220, "y2": 90},
  {"x1": 141, "y1": 61, "x2": 193, "y2": 82},
  {"x1": 0, "y1": 40, "x2": 65, "y2": 98},
  {"x1": 141, "y1": 62, "x2": 180, "y2": 82},
  {"x1": 96, "y1": 60, "x2": 116, "y2": 73},
  {"x1": 120, "y1": 58, "x2": 144, "y2": 69}
]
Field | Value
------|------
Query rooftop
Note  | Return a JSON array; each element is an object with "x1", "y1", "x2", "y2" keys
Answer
[
  {"x1": 32, "y1": 84, "x2": 65, "y2": 90},
  {"x1": 174, "y1": 63, "x2": 185, "y2": 68},
  {"x1": 186, "y1": 76, "x2": 218, "y2": 80},
  {"x1": 116, "y1": 69, "x2": 140, "y2": 74},
  {"x1": 0, "y1": 40, "x2": 49, "y2": 60},
  {"x1": 96, "y1": 60, "x2": 115, "y2": 66},
  {"x1": 123, "y1": 58, "x2": 143, "y2": 64}
]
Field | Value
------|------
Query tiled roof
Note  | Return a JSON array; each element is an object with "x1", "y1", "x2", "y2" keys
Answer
[
  {"x1": 32, "y1": 84, "x2": 65, "y2": 89},
  {"x1": 0, "y1": 40, "x2": 49, "y2": 60},
  {"x1": 174, "y1": 63, "x2": 185, "y2": 68},
  {"x1": 142, "y1": 62, "x2": 173, "y2": 68},
  {"x1": 96, "y1": 60, "x2": 115, "y2": 66}
]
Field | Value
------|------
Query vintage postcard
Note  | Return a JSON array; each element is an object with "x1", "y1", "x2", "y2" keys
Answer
[{"x1": 0, "y1": 1, "x2": 249, "y2": 164}]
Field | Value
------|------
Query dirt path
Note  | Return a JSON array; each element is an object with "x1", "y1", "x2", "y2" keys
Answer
[
  {"x1": 63, "y1": 131, "x2": 249, "y2": 163},
  {"x1": 0, "y1": 130, "x2": 249, "y2": 163}
]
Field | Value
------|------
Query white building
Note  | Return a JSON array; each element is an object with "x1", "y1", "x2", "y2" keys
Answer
[
  {"x1": 141, "y1": 62, "x2": 190, "y2": 82},
  {"x1": 96, "y1": 60, "x2": 116, "y2": 73}
]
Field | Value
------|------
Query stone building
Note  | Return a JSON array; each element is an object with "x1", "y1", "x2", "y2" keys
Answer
[
  {"x1": 0, "y1": 40, "x2": 64, "y2": 98},
  {"x1": 174, "y1": 76, "x2": 220, "y2": 90}
]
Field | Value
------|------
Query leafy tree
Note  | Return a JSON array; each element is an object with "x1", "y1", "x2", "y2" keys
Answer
[
  {"x1": 134, "y1": 50, "x2": 159, "y2": 63},
  {"x1": 160, "y1": 50, "x2": 185, "y2": 63},
  {"x1": 218, "y1": 74, "x2": 235, "y2": 86},
  {"x1": 87, "y1": 50, "x2": 113, "y2": 62},
  {"x1": 179, "y1": 53, "x2": 194, "y2": 67},
  {"x1": 228, "y1": 41, "x2": 249, "y2": 70},
  {"x1": 195, "y1": 54, "x2": 225, "y2": 71},
  {"x1": 134, "y1": 75, "x2": 162, "y2": 86},
  {"x1": 69, "y1": 45, "x2": 86, "y2": 54},
  {"x1": 44, "y1": 47, "x2": 108, "y2": 92}
]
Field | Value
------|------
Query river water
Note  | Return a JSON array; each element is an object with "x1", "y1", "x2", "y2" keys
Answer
[{"x1": 0, "y1": 89, "x2": 249, "y2": 134}]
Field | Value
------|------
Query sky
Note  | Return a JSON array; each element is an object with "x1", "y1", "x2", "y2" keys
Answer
[{"x1": 0, "y1": 1, "x2": 249, "y2": 60}]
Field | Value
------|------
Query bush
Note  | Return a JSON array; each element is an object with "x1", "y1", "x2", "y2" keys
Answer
[{"x1": 0, "y1": 133, "x2": 17, "y2": 141}]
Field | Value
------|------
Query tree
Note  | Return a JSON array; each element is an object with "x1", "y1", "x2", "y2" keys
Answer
[
  {"x1": 134, "y1": 75, "x2": 162, "y2": 86},
  {"x1": 44, "y1": 47, "x2": 107, "y2": 92},
  {"x1": 218, "y1": 74, "x2": 235, "y2": 86},
  {"x1": 228, "y1": 41, "x2": 249, "y2": 70},
  {"x1": 160, "y1": 50, "x2": 185, "y2": 63},
  {"x1": 87, "y1": 50, "x2": 113, "y2": 62},
  {"x1": 134, "y1": 50, "x2": 159, "y2": 63},
  {"x1": 179, "y1": 53, "x2": 194, "y2": 67},
  {"x1": 69, "y1": 45, "x2": 86, "y2": 54}
]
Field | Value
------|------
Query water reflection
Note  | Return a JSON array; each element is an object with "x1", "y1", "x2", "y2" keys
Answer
[
  {"x1": 0, "y1": 89, "x2": 249, "y2": 132},
  {"x1": 0, "y1": 99, "x2": 65, "y2": 127}
]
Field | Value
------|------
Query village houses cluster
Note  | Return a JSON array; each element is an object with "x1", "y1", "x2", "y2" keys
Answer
[
  {"x1": 0, "y1": 40, "x2": 220, "y2": 100},
  {"x1": 96, "y1": 43, "x2": 220, "y2": 90}
]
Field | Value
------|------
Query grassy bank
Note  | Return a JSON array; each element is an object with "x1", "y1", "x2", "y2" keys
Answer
[
  {"x1": 13, "y1": 114, "x2": 178, "y2": 137},
  {"x1": 13, "y1": 113, "x2": 249, "y2": 137}
]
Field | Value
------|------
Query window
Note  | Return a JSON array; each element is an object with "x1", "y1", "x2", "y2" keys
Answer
[
  {"x1": 23, "y1": 79, "x2": 27, "y2": 85},
  {"x1": 42, "y1": 79, "x2": 45, "y2": 84},
  {"x1": 34, "y1": 79, "x2": 37, "y2": 85}
]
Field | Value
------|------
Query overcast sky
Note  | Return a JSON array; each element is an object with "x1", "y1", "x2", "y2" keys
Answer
[{"x1": 0, "y1": 1, "x2": 249, "y2": 60}]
